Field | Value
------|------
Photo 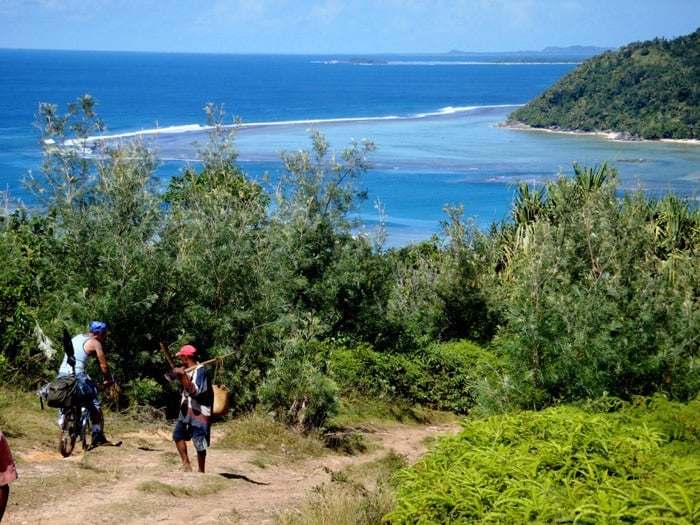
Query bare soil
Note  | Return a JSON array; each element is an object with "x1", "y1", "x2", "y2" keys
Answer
[{"x1": 4, "y1": 419, "x2": 460, "y2": 524}]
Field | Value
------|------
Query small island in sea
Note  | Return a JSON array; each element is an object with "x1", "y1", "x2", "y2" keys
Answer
[{"x1": 347, "y1": 57, "x2": 389, "y2": 65}]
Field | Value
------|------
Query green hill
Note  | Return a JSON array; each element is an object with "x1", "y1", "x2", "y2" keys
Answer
[{"x1": 508, "y1": 28, "x2": 700, "y2": 140}]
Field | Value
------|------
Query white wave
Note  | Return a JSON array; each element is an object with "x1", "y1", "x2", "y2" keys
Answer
[
  {"x1": 76, "y1": 104, "x2": 519, "y2": 145},
  {"x1": 89, "y1": 124, "x2": 205, "y2": 142},
  {"x1": 413, "y1": 104, "x2": 519, "y2": 118}
]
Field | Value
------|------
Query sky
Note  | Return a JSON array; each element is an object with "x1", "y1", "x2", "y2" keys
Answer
[{"x1": 0, "y1": 0, "x2": 698, "y2": 55}]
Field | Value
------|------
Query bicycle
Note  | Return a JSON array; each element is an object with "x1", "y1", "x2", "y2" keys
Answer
[
  {"x1": 39, "y1": 327, "x2": 121, "y2": 457},
  {"x1": 38, "y1": 374, "x2": 90, "y2": 457},
  {"x1": 57, "y1": 388, "x2": 91, "y2": 457}
]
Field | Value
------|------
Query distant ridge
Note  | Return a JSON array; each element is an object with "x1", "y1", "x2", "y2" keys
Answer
[
  {"x1": 447, "y1": 45, "x2": 611, "y2": 61},
  {"x1": 540, "y1": 45, "x2": 613, "y2": 56},
  {"x1": 506, "y1": 29, "x2": 700, "y2": 140}
]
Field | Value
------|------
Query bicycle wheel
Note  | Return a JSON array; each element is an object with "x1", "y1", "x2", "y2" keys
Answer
[
  {"x1": 58, "y1": 407, "x2": 78, "y2": 457},
  {"x1": 80, "y1": 408, "x2": 90, "y2": 451}
]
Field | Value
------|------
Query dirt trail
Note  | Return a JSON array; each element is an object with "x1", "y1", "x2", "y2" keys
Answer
[{"x1": 5, "y1": 421, "x2": 460, "y2": 524}]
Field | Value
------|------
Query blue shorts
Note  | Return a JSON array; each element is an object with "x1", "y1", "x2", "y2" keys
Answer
[
  {"x1": 76, "y1": 376, "x2": 100, "y2": 410},
  {"x1": 172, "y1": 420, "x2": 210, "y2": 452}
]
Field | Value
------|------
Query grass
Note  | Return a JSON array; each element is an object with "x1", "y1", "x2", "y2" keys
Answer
[
  {"x1": 215, "y1": 412, "x2": 329, "y2": 467},
  {"x1": 276, "y1": 451, "x2": 406, "y2": 525},
  {"x1": 137, "y1": 477, "x2": 228, "y2": 497},
  {"x1": 0, "y1": 389, "x2": 63, "y2": 450},
  {"x1": 330, "y1": 394, "x2": 451, "y2": 427}
]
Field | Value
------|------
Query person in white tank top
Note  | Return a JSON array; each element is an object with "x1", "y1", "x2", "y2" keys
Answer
[{"x1": 57, "y1": 320, "x2": 114, "y2": 447}]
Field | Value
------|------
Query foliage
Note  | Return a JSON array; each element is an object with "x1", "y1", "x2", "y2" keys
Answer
[
  {"x1": 510, "y1": 28, "x2": 700, "y2": 139},
  {"x1": 0, "y1": 205, "x2": 55, "y2": 380},
  {"x1": 124, "y1": 377, "x2": 163, "y2": 407},
  {"x1": 269, "y1": 128, "x2": 380, "y2": 335},
  {"x1": 2, "y1": 95, "x2": 700, "y2": 429},
  {"x1": 160, "y1": 104, "x2": 271, "y2": 352},
  {"x1": 257, "y1": 317, "x2": 340, "y2": 432},
  {"x1": 328, "y1": 339, "x2": 502, "y2": 415},
  {"x1": 490, "y1": 162, "x2": 700, "y2": 407},
  {"x1": 383, "y1": 210, "x2": 498, "y2": 351},
  {"x1": 386, "y1": 395, "x2": 700, "y2": 524}
]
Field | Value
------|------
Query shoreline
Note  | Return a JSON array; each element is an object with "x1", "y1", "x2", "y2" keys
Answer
[{"x1": 497, "y1": 120, "x2": 700, "y2": 146}]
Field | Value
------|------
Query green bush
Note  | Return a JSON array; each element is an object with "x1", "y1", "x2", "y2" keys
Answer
[
  {"x1": 491, "y1": 166, "x2": 700, "y2": 407},
  {"x1": 125, "y1": 377, "x2": 163, "y2": 407},
  {"x1": 411, "y1": 340, "x2": 501, "y2": 414},
  {"x1": 257, "y1": 333, "x2": 340, "y2": 432},
  {"x1": 328, "y1": 340, "x2": 500, "y2": 415}
]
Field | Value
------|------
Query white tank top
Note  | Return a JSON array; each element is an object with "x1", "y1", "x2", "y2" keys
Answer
[{"x1": 58, "y1": 333, "x2": 92, "y2": 376}]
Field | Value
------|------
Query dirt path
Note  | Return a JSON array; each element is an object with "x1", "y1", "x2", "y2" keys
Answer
[{"x1": 5, "y1": 421, "x2": 460, "y2": 524}]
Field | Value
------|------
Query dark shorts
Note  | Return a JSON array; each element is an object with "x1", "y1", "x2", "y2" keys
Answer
[{"x1": 172, "y1": 420, "x2": 210, "y2": 452}]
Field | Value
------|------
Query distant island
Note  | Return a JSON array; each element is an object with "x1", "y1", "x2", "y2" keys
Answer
[
  {"x1": 325, "y1": 46, "x2": 610, "y2": 66},
  {"x1": 447, "y1": 45, "x2": 611, "y2": 62},
  {"x1": 505, "y1": 29, "x2": 700, "y2": 140},
  {"x1": 347, "y1": 57, "x2": 388, "y2": 65}
]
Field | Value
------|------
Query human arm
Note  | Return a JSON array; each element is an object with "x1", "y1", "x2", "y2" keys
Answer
[
  {"x1": 173, "y1": 367, "x2": 195, "y2": 396},
  {"x1": 173, "y1": 366, "x2": 205, "y2": 397},
  {"x1": 85, "y1": 338, "x2": 113, "y2": 385}
]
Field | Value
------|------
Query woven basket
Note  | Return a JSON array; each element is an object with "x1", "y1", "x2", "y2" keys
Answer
[{"x1": 212, "y1": 384, "x2": 230, "y2": 416}]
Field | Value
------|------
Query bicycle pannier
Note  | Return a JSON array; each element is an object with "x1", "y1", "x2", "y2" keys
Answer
[{"x1": 46, "y1": 376, "x2": 77, "y2": 408}]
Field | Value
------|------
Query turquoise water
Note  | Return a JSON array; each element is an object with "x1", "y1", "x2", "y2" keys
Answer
[
  {"x1": 1, "y1": 50, "x2": 698, "y2": 246},
  {"x1": 157, "y1": 105, "x2": 700, "y2": 244}
]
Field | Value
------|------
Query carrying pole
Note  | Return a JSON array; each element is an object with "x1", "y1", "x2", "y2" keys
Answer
[
  {"x1": 160, "y1": 342, "x2": 176, "y2": 368},
  {"x1": 185, "y1": 351, "x2": 237, "y2": 372}
]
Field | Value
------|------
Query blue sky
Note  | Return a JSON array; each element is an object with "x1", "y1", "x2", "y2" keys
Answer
[{"x1": 1, "y1": 0, "x2": 698, "y2": 54}]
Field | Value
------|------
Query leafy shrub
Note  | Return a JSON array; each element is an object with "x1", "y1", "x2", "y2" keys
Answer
[
  {"x1": 411, "y1": 340, "x2": 503, "y2": 414},
  {"x1": 257, "y1": 334, "x2": 340, "y2": 432},
  {"x1": 491, "y1": 166, "x2": 700, "y2": 407},
  {"x1": 329, "y1": 340, "x2": 500, "y2": 415},
  {"x1": 125, "y1": 377, "x2": 163, "y2": 407},
  {"x1": 385, "y1": 395, "x2": 700, "y2": 524},
  {"x1": 329, "y1": 342, "x2": 421, "y2": 401}
]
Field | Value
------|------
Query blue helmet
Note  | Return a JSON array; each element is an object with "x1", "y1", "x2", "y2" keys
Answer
[{"x1": 89, "y1": 320, "x2": 108, "y2": 334}]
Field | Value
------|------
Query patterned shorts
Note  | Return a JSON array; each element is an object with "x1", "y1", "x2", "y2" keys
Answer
[{"x1": 172, "y1": 420, "x2": 210, "y2": 452}]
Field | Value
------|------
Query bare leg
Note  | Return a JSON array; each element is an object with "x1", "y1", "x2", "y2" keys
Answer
[
  {"x1": 0, "y1": 485, "x2": 9, "y2": 522},
  {"x1": 196, "y1": 450, "x2": 206, "y2": 473},
  {"x1": 175, "y1": 440, "x2": 191, "y2": 471},
  {"x1": 89, "y1": 407, "x2": 104, "y2": 432}
]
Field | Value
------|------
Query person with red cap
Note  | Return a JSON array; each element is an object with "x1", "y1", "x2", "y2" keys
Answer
[{"x1": 171, "y1": 344, "x2": 212, "y2": 473}]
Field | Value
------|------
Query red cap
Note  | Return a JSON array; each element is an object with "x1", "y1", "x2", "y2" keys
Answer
[{"x1": 175, "y1": 344, "x2": 197, "y2": 357}]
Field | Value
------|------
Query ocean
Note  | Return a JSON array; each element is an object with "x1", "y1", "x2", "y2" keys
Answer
[{"x1": 1, "y1": 49, "x2": 699, "y2": 246}]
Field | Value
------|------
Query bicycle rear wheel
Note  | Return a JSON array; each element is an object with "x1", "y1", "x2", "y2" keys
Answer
[
  {"x1": 80, "y1": 408, "x2": 91, "y2": 451},
  {"x1": 58, "y1": 407, "x2": 78, "y2": 457}
]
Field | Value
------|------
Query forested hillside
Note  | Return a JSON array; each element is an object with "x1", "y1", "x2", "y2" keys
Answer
[{"x1": 508, "y1": 28, "x2": 700, "y2": 139}]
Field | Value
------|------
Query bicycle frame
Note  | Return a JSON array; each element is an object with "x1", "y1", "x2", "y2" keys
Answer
[{"x1": 58, "y1": 398, "x2": 91, "y2": 457}]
